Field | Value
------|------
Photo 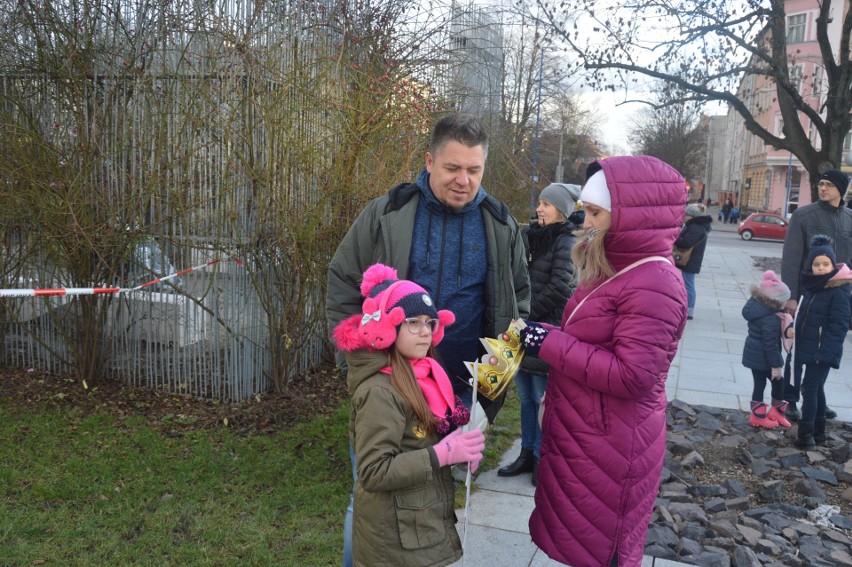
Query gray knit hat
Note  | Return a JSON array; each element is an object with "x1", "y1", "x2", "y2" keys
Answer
[
  {"x1": 684, "y1": 202, "x2": 706, "y2": 217},
  {"x1": 539, "y1": 183, "x2": 581, "y2": 220}
]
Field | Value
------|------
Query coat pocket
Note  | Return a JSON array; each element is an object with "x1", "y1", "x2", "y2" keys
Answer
[
  {"x1": 571, "y1": 385, "x2": 609, "y2": 435},
  {"x1": 394, "y1": 484, "x2": 447, "y2": 550}
]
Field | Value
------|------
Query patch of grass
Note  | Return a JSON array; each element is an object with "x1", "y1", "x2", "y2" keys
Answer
[{"x1": 0, "y1": 386, "x2": 520, "y2": 565}]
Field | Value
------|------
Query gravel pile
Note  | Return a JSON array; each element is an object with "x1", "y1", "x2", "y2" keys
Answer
[{"x1": 646, "y1": 399, "x2": 852, "y2": 566}]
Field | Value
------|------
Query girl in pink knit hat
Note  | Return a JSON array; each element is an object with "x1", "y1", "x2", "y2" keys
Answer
[
  {"x1": 741, "y1": 270, "x2": 794, "y2": 428},
  {"x1": 333, "y1": 263, "x2": 484, "y2": 567}
]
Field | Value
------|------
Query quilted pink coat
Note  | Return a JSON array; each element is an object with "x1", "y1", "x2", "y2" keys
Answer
[{"x1": 528, "y1": 156, "x2": 688, "y2": 566}]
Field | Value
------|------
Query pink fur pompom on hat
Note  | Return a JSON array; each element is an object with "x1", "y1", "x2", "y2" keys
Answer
[{"x1": 332, "y1": 264, "x2": 455, "y2": 352}]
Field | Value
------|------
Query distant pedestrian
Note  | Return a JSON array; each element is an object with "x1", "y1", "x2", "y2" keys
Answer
[
  {"x1": 722, "y1": 198, "x2": 733, "y2": 222},
  {"x1": 674, "y1": 203, "x2": 711, "y2": 320},
  {"x1": 729, "y1": 207, "x2": 740, "y2": 224},
  {"x1": 333, "y1": 263, "x2": 484, "y2": 566},
  {"x1": 791, "y1": 236, "x2": 852, "y2": 449},
  {"x1": 741, "y1": 270, "x2": 794, "y2": 429}
]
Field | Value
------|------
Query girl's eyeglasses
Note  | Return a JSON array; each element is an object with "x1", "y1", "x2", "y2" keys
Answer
[{"x1": 403, "y1": 318, "x2": 440, "y2": 334}]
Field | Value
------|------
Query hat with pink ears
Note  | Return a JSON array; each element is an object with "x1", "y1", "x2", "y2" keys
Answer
[{"x1": 332, "y1": 264, "x2": 455, "y2": 352}]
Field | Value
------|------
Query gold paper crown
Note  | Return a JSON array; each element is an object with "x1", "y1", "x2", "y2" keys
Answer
[{"x1": 464, "y1": 325, "x2": 525, "y2": 401}]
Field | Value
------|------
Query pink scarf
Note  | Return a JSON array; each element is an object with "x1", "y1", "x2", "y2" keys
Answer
[
  {"x1": 381, "y1": 357, "x2": 470, "y2": 434},
  {"x1": 777, "y1": 312, "x2": 794, "y2": 353}
]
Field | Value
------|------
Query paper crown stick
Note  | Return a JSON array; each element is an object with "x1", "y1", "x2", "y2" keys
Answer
[{"x1": 464, "y1": 325, "x2": 525, "y2": 401}]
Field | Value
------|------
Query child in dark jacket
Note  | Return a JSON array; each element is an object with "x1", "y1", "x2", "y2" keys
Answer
[
  {"x1": 792, "y1": 235, "x2": 852, "y2": 449},
  {"x1": 742, "y1": 270, "x2": 794, "y2": 428}
]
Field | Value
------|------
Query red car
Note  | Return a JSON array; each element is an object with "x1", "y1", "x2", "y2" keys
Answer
[{"x1": 737, "y1": 212, "x2": 788, "y2": 241}]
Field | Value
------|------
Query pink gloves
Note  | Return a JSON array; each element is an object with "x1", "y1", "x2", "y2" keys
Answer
[
  {"x1": 771, "y1": 367, "x2": 782, "y2": 380},
  {"x1": 433, "y1": 427, "x2": 485, "y2": 473}
]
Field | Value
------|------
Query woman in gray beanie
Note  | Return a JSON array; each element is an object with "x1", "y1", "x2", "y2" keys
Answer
[
  {"x1": 498, "y1": 183, "x2": 579, "y2": 485},
  {"x1": 675, "y1": 202, "x2": 712, "y2": 319}
]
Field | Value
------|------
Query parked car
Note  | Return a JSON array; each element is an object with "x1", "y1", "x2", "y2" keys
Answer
[{"x1": 737, "y1": 212, "x2": 788, "y2": 241}]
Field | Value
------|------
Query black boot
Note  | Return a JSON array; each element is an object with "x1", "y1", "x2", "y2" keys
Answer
[
  {"x1": 531, "y1": 458, "x2": 539, "y2": 487},
  {"x1": 825, "y1": 406, "x2": 837, "y2": 419},
  {"x1": 498, "y1": 448, "x2": 535, "y2": 477},
  {"x1": 814, "y1": 417, "x2": 827, "y2": 446},
  {"x1": 784, "y1": 402, "x2": 801, "y2": 422},
  {"x1": 794, "y1": 421, "x2": 816, "y2": 450}
]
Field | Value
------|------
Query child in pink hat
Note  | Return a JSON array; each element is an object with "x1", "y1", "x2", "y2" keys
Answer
[
  {"x1": 741, "y1": 270, "x2": 794, "y2": 428},
  {"x1": 333, "y1": 263, "x2": 484, "y2": 566}
]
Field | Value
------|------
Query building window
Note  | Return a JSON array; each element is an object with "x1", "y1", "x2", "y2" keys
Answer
[
  {"x1": 790, "y1": 65, "x2": 803, "y2": 94},
  {"x1": 787, "y1": 13, "x2": 806, "y2": 44},
  {"x1": 812, "y1": 65, "x2": 823, "y2": 97}
]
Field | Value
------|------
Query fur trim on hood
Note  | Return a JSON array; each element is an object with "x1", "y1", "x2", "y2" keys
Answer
[
  {"x1": 749, "y1": 284, "x2": 787, "y2": 311},
  {"x1": 828, "y1": 263, "x2": 852, "y2": 288}
]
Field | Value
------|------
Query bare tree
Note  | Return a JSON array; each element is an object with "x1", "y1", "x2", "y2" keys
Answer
[
  {"x1": 537, "y1": 92, "x2": 603, "y2": 185},
  {"x1": 629, "y1": 91, "x2": 707, "y2": 183},
  {"x1": 536, "y1": 0, "x2": 852, "y2": 200}
]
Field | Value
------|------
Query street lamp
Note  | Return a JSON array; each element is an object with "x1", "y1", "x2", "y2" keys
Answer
[
  {"x1": 784, "y1": 152, "x2": 793, "y2": 219},
  {"x1": 531, "y1": 45, "x2": 544, "y2": 212}
]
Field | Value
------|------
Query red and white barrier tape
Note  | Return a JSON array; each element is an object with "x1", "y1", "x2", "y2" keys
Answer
[{"x1": 0, "y1": 257, "x2": 244, "y2": 298}]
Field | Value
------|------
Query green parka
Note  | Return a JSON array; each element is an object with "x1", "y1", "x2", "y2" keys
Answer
[
  {"x1": 326, "y1": 183, "x2": 531, "y2": 367},
  {"x1": 346, "y1": 350, "x2": 462, "y2": 567}
]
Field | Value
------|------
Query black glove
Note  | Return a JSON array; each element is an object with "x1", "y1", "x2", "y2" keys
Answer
[{"x1": 519, "y1": 319, "x2": 549, "y2": 357}]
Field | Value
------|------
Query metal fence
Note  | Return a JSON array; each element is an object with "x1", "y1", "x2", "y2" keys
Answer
[{"x1": 0, "y1": 0, "x2": 505, "y2": 401}]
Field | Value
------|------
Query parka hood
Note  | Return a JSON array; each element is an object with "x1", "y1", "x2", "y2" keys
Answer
[
  {"x1": 746, "y1": 285, "x2": 786, "y2": 314},
  {"x1": 589, "y1": 156, "x2": 688, "y2": 270},
  {"x1": 345, "y1": 350, "x2": 390, "y2": 395},
  {"x1": 828, "y1": 263, "x2": 852, "y2": 287},
  {"x1": 687, "y1": 215, "x2": 713, "y2": 229}
]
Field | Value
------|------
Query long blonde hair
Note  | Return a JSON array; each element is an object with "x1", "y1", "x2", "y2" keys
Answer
[
  {"x1": 571, "y1": 227, "x2": 615, "y2": 285},
  {"x1": 388, "y1": 346, "x2": 437, "y2": 433}
]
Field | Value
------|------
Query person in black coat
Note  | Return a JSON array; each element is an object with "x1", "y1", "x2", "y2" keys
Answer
[
  {"x1": 792, "y1": 236, "x2": 852, "y2": 449},
  {"x1": 674, "y1": 203, "x2": 712, "y2": 320},
  {"x1": 498, "y1": 183, "x2": 578, "y2": 486}
]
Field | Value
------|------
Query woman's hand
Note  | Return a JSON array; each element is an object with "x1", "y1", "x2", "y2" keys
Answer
[{"x1": 517, "y1": 319, "x2": 549, "y2": 357}]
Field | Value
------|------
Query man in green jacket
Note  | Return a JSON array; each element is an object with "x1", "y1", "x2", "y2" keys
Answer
[
  {"x1": 326, "y1": 112, "x2": 530, "y2": 407},
  {"x1": 326, "y1": 112, "x2": 530, "y2": 567}
]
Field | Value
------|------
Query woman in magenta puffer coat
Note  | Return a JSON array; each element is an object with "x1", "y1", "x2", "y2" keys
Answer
[{"x1": 518, "y1": 155, "x2": 689, "y2": 566}]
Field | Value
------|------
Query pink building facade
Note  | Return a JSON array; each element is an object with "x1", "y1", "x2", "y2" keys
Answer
[{"x1": 724, "y1": 0, "x2": 850, "y2": 217}]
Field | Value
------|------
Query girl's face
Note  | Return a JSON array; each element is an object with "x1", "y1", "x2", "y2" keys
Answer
[
  {"x1": 535, "y1": 199, "x2": 565, "y2": 226},
  {"x1": 582, "y1": 203, "x2": 612, "y2": 231},
  {"x1": 812, "y1": 255, "x2": 834, "y2": 275},
  {"x1": 394, "y1": 315, "x2": 437, "y2": 359}
]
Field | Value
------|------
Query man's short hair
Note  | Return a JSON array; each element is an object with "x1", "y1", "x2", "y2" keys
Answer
[{"x1": 429, "y1": 113, "x2": 488, "y2": 157}]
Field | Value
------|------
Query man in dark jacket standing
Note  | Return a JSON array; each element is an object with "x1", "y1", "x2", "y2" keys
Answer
[
  {"x1": 326, "y1": 112, "x2": 530, "y2": 567},
  {"x1": 675, "y1": 202, "x2": 712, "y2": 320},
  {"x1": 781, "y1": 169, "x2": 852, "y2": 421}
]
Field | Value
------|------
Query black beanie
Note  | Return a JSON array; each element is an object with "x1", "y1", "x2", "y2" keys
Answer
[
  {"x1": 806, "y1": 234, "x2": 837, "y2": 267},
  {"x1": 819, "y1": 169, "x2": 850, "y2": 194}
]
